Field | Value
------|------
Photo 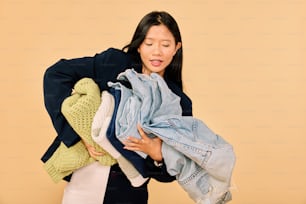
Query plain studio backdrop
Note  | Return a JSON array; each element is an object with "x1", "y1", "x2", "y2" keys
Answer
[{"x1": 1, "y1": 0, "x2": 305, "y2": 203}]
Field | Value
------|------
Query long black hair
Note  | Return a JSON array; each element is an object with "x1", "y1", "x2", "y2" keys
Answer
[{"x1": 123, "y1": 11, "x2": 183, "y2": 90}]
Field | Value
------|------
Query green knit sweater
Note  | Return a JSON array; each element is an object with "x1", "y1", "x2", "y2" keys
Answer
[{"x1": 44, "y1": 78, "x2": 116, "y2": 183}]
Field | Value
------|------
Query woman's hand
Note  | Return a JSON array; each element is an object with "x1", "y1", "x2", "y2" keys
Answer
[
  {"x1": 124, "y1": 124, "x2": 163, "y2": 162},
  {"x1": 82, "y1": 141, "x2": 105, "y2": 159}
]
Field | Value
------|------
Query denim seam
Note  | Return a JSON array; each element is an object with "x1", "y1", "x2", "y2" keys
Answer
[
  {"x1": 167, "y1": 119, "x2": 214, "y2": 166},
  {"x1": 178, "y1": 165, "x2": 203, "y2": 185}
]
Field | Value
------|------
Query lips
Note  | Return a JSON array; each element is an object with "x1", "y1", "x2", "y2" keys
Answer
[{"x1": 150, "y1": 59, "x2": 163, "y2": 67}]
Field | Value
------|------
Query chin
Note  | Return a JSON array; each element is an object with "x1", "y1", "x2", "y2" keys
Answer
[{"x1": 150, "y1": 67, "x2": 166, "y2": 74}]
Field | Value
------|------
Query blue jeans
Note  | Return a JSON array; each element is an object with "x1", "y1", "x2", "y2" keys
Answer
[
  {"x1": 143, "y1": 117, "x2": 235, "y2": 203},
  {"x1": 109, "y1": 69, "x2": 235, "y2": 203}
]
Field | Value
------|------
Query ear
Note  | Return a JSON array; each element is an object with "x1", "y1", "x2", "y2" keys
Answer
[{"x1": 174, "y1": 42, "x2": 182, "y2": 56}]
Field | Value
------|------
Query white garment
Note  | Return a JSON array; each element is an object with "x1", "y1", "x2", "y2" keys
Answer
[
  {"x1": 92, "y1": 90, "x2": 148, "y2": 187},
  {"x1": 61, "y1": 162, "x2": 110, "y2": 204}
]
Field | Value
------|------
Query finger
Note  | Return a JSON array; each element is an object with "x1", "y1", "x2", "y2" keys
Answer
[
  {"x1": 87, "y1": 146, "x2": 104, "y2": 156},
  {"x1": 124, "y1": 145, "x2": 141, "y2": 151},
  {"x1": 124, "y1": 140, "x2": 139, "y2": 148},
  {"x1": 137, "y1": 124, "x2": 148, "y2": 140},
  {"x1": 124, "y1": 140, "x2": 142, "y2": 149},
  {"x1": 88, "y1": 150, "x2": 97, "y2": 158},
  {"x1": 92, "y1": 151, "x2": 105, "y2": 156},
  {"x1": 126, "y1": 136, "x2": 141, "y2": 144},
  {"x1": 89, "y1": 152, "x2": 104, "y2": 160},
  {"x1": 84, "y1": 141, "x2": 93, "y2": 148}
]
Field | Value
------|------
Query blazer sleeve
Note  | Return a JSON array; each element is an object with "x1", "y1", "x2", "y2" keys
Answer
[{"x1": 43, "y1": 56, "x2": 96, "y2": 147}]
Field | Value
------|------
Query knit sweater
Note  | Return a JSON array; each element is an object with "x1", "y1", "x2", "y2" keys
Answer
[{"x1": 44, "y1": 78, "x2": 116, "y2": 183}]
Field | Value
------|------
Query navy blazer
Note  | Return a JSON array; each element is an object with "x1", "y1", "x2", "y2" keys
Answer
[{"x1": 41, "y1": 48, "x2": 193, "y2": 181}]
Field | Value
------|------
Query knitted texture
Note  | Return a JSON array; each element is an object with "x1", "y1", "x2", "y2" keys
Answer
[
  {"x1": 44, "y1": 142, "x2": 95, "y2": 183},
  {"x1": 44, "y1": 78, "x2": 116, "y2": 183},
  {"x1": 61, "y1": 78, "x2": 116, "y2": 165}
]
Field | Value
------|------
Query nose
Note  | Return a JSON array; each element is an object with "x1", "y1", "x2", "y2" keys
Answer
[{"x1": 152, "y1": 44, "x2": 162, "y2": 55}]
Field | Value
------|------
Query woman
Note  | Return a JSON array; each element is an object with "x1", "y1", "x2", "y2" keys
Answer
[{"x1": 41, "y1": 11, "x2": 192, "y2": 204}]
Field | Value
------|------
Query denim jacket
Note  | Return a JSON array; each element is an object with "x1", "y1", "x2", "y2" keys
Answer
[{"x1": 109, "y1": 69, "x2": 236, "y2": 204}]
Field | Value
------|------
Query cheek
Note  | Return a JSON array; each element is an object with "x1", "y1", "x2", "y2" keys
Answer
[
  {"x1": 164, "y1": 50, "x2": 176, "y2": 61},
  {"x1": 139, "y1": 47, "x2": 150, "y2": 58},
  {"x1": 140, "y1": 52, "x2": 149, "y2": 63},
  {"x1": 164, "y1": 46, "x2": 177, "y2": 56}
]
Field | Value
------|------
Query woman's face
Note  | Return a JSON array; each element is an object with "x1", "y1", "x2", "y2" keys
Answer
[{"x1": 138, "y1": 24, "x2": 181, "y2": 77}]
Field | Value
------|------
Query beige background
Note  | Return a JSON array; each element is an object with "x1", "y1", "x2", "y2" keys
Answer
[{"x1": 1, "y1": 0, "x2": 306, "y2": 204}]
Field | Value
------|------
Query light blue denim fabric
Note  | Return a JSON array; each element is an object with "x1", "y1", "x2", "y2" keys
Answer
[
  {"x1": 144, "y1": 117, "x2": 235, "y2": 204},
  {"x1": 108, "y1": 69, "x2": 235, "y2": 203},
  {"x1": 108, "y1": 69, "x2": 182, "y2": 158}
]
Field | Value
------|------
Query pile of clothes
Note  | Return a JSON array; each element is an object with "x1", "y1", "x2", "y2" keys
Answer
[{"x1": 43, "y1": 69, "x2": 235, "y2": 204}]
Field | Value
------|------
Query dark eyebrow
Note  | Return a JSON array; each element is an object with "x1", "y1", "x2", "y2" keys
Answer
[{"x1": 145, "y1": 37, "x2": 171, "y2": 42}]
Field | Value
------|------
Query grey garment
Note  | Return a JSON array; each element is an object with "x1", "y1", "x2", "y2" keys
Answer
[{"x1": 108, "y1": 69, "x2": 235, "y2": 203}]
